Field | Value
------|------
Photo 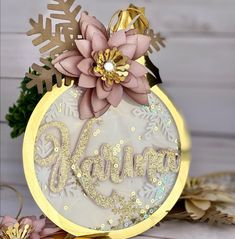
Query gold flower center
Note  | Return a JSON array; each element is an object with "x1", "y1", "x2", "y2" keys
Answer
[
  {"x1": 2, "y1": 223, "x2": 32, "y2": 239},
  {"x1": 93, "y1": 48, "x2": 130, "y2": 85}
]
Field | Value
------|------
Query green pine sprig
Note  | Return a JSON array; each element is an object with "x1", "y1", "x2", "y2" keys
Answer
[{"x1": 5, "y1": 69, "x2": 46, "y2": 138}]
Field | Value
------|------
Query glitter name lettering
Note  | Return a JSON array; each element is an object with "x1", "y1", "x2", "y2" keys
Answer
[{"x1": 35, "y1": 120, "x2": 179, "y2": 208}]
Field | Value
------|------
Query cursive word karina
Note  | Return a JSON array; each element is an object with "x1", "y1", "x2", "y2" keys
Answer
[{"x1": 35, "y1": 119, "x2": 179, "y2": 208}]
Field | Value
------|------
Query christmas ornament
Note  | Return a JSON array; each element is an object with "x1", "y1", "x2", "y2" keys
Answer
[{"x1": 23, "y1": 1, "x2": 191, "y2": 238}]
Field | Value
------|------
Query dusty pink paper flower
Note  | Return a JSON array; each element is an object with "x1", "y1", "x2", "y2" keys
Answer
[
  {"x1": 53, "y1": 12, "x2": 151, "y2": 119},
  {"x1": 0, "y1": 216, "x2": 63, "y2": 239}
]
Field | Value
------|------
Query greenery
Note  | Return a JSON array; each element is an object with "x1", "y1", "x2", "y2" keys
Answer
[{"x1": 5, "y1": 69, "x2": 46, "y2": 138}]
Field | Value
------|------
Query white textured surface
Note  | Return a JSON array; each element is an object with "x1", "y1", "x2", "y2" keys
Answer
[{"x1": 1, "y1": 0, "x2": 235, "y2": 238}]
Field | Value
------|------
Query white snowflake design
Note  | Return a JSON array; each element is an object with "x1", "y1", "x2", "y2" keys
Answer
[
  {"x1": 35, "y1": 166, "x2": 79, "y2": 198},
  {"x1": 132, "y1": 94, "x2": 176, "y2": 142},
  {"x1": 44, "y1": 89, "x2": 80, "y2": 123},
  {"x1": 138, "y1": 172, "x2": 176, "y2": 205},
  {"x1": 36, "y1": 134, "x2": 54, "y2": 158}
]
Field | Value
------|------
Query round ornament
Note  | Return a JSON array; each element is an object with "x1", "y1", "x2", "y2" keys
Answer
[
  {"x1": 23, "y1": 84, "x2": 190, "y2": 238},
  {"x1": 23, "y1": 3, "x2": 190, "y2": 238}
]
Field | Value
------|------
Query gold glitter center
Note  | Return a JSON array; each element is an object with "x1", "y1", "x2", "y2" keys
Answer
[
  {"x1": 93, "y1": 48, "x2": 130, "y2": 85},
  {"x1": 1, "y1": 223, "x2": 32, "y2": 239}
]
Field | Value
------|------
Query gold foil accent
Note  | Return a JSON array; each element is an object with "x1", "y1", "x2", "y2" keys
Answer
[
  {"x1": 1, "y1": 223, "x2": 32, "y2": 239},
  {"x1": 110, "y1": 4, "x2": 149, "y2": 34}
]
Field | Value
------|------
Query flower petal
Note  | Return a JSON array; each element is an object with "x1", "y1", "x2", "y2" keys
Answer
[
  {"x1": 78, "y1": 73, "x2": 97, "y2": 88},
  {"x1": 80, "y1": 12, "x2": 107, "y2": 37},
  {"x1": 125, "y1": 29, "x2": 138, "y2": 36},
  {"x1": 108, "y1": 30, "x2": 127, "y2": 48},
  {"x1": 20, "y1": 218, "x2": 33, "y2": 226},
  {"x1": 52, "y1": 50, "x2": 80, "y2": 65},
  {"x1": 81, "y1": 21, "x2": 88, "y2": 38},
  {"x1": 1, "y1": 216, "x2": 17, "y2": 227},
  {"x1": 85, "y1": 24, "x2": 106, "y2": 42},
  {"x1": 77, "y1": 58, "x2": 94, "y2": 75},
  {"x1": 130, "y1": 76, "x2": 150, "y2": 94},
  {"x1": 92, "y1": 33, "x2": 109, "y2": 52},
  {"x1": 107, "y1": 84, "x2": 123, "y2": 107},
  {"x1": 125, "y1": 89, "x2": 149, "y2": 105},
  {"x1": 96, "y1": 79, "x2": 112, "y2": 99},
  {"x1": 53, "y1": 55, "x2": 83, "y2": 77},
  {"x1": 75, "y1": 39, "x2": 92, "y2": 58},
  {"x1": 40, "y1": 228, "x2": 61, "y2": 237},
  {"x1": 126, "y1": 35, "x2": 138, "y2": 44},
  {"x1": 121, "y1": 73, "x2": 138, "y2": 88},
  {"x1": 118, "y1": 44, "x2": 136, "y2": 59},
  {"x1": 32, "y1": 219, "x2": 46, "y2": 233},
  {"x1": 128, "y1": 60, "x2": 148, "y2": 77},
  {"x1": 94, "y1": 104, "x2": 110, "y2": 118},
  {"x1": 91, "y1": 90, "x2": 110, "y2": 117},
  {"x1": 79, "y1": 89, "x2": 94, "y2": 120},
  {"x1": 133, "y1": 35, "x2": 151, "y2": 60},
  {"x1": 31, "y1": 232, "x2": 40, "y2": 239}
]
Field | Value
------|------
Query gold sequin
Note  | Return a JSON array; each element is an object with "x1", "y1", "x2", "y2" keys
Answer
[
  {"x1": 64, "y1": 205, "x2": 68, "y2": 210},
  {"x1": 114, "y1": 164, "x2": 119, "y2": 168},
  {"x1": 140, "y1": 209, "x2": 146, "y2": 214},
  {"x1": 93, "y1": 129, "x2": 101, "y2": 137},
  {"x1": 131, "y1": 191, "x2": 136, "y2": 196},
  {"x1": 131, "y1": 127, "x2": 136, "y2": 132}
]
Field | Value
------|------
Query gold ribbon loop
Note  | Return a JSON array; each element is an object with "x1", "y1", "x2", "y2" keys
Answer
[{"x1": 109, "y1": 4, "x2": 149, "y2": 33}]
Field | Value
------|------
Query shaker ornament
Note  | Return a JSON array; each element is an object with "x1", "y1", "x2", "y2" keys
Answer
[{"x1": 23, "y1": 1, "x2": 191, "y2": 238}]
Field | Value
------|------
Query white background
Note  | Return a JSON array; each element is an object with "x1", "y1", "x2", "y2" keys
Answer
[{"x1": 1, "y1": 0, "x2": 235, "y2": 238}]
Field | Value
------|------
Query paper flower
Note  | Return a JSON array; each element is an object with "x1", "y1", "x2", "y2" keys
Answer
[
  {"x1": 0, "y1": 216, "x2": 63, "y2": 239},
  {"x1": 53, "y1": 12, "x2": 151, "y2": 119}
]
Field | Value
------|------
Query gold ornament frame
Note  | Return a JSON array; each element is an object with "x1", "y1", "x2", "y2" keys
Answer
[{"x1": 23, "y1": 83, "x2": 191, "y2": 239}]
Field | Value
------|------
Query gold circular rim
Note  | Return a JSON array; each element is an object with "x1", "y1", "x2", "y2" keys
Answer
[{"x1": 23, "y1": 84, "x2": 191, "y2": 239}]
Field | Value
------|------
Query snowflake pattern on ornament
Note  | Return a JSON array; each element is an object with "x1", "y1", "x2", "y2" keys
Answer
[
  {"x1": 138, "y1": 172, "x2": 177, "y2": 205},
  {"x1": 36, "y1": 165, "x2": 79, "y2": 197},
  {"x1": 44, "y1": 89, "x2": 80, "y2": 123},
  {"x1": 132, "y1": 94, "x2": 176, "y2": 142},
  {"x1": 36, "y1": 134, "x2": 54, "y2": 158}
]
